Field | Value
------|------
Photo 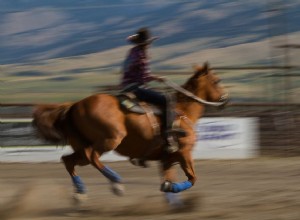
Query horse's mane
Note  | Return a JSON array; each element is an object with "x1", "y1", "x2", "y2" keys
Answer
[
  {"x1": 32, "y1": 103, "x2": 73, "y2": 144},
  {"x1": 176, "y1": 73, "x2": 200, "y2": 102}
]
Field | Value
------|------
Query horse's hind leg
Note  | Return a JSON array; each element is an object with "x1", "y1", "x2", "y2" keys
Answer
[
  {"x1": 83, "y1": 147, "x2": 124, "y2": 196},
  {"x1": 61, "y1": 151, "x2": 89, "y2": 194}
]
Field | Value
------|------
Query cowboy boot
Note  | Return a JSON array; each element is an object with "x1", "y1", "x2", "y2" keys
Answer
[{"x1": 164, "y1": 94, "x2": 186, "y2": 153}]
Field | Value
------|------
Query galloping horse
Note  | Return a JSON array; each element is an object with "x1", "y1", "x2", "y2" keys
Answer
[{"x1": 33, "y1": 62, "x2": 228, "y2": 205}]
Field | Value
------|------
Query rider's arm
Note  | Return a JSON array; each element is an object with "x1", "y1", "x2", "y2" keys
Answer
[
  {"x1": 147, "y1": 75, "x2": 166, "y2": 82},
  {"x1": 127, "y1": 46, "x2": 166, "y2": 84}
]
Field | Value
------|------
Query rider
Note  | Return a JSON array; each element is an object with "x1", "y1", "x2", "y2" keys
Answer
[{"x1": 121, "y1": 27, "x2": 185, "y2": 155}]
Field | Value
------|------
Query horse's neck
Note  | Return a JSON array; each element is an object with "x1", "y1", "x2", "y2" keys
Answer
[
  {"x1": 176, "y1": 101, "x2": 205, "y2": 124},
  {"x1": 175, "y1": 86, "x2": 206, "y2": 123}
]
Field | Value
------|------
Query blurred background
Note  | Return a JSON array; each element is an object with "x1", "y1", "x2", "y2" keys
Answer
[
  {"x1": 0, "y1": 0, "x2": 299, "y2": 103},
  {"x1": 0, "y1": 0, "x2": 300, "y2": 153},
  {"x1": 1, "y1": 2, "x2": 300, "y2": 219}
]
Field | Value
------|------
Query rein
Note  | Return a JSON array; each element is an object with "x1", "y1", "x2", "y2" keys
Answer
[{"x1": 163, "y1": 79, "x2": 227, "y2": 107}]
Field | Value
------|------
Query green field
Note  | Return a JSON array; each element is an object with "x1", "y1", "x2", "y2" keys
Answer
[
  {"x1": 2, "y1": 70, "x2": 299, "y2": 104},
  {"x1": 1, "y1": 48, "x2": 299, "y2": 104}
]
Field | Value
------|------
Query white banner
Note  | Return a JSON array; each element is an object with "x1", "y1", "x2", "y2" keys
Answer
[{"x1": 193, "y1": 117, "x2": 258, "y2": 159}]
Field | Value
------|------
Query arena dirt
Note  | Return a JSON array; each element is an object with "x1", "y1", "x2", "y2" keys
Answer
[{"x1": 0, "y1": 157, "x2": 300, "y2": 220}]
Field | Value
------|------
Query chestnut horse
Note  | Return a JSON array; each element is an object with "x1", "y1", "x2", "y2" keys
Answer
[{"x1": 33, "y1": 62, "x2": 228, "y2": 206}]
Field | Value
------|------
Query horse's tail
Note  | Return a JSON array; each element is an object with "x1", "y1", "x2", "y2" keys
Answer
[{"x1": 32, "y1": 103, "x2": 73, "y2": 145}]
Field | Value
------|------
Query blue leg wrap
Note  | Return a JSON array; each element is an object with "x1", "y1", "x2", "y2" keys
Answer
[
  {"x1": 72, "y1": 176, "x2": 86, "y2": 193},
  {"x1": 171, "y1": 181, "x2": 192, "y2": 193},
  {"x1": 100, "y1": 166, "x2": 122, "y2": 183}
]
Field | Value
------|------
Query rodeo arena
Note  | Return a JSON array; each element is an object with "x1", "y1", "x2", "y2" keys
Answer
[{"x1": 1, "y1": 1, "x2": 300, "y2": 220}]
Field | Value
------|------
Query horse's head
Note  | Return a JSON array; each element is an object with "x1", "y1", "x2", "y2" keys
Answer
[{"x1": 181, "y1": 62, "x2": 228, "y2": 107}]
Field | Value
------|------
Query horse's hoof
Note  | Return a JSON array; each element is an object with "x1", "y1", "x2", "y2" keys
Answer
[
  {"x1": 111, "y1": 182, "x2": 125, "y2": 196},
  {"x1": 165, "y1": 192, "x2": 184, "y2": 208},
  {"x1": 161, "y1": 181, "x2": 173, "y2": 192},
  {"x1": 72, "y1": 193, "x2": 87, "y2": 207}
]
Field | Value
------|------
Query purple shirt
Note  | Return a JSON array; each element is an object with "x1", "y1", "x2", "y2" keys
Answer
[{"x1": 121, "y1": 46, "x2": 152, "y2": 87}]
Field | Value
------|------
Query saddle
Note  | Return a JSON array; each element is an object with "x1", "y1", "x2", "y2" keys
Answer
[
  {"x1": 117, "y1": 93, "x2": 162, "y2": 116},
  {"x1": 117, "y1": 92, "x2": 188, "y2": 165}
]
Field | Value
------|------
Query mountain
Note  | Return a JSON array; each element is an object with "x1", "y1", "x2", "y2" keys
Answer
[{"x1": 1, "y1": 0, "x2": 300, "y2": 67}]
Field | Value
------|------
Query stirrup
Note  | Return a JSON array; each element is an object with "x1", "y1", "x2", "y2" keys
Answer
[
  {"x1": 165, "y1": 136, "x2": 179, "y2": 154},
  {"x1": 169, "y1": 128, "x2": 187, "y2": 137},
  {"x1": 166, "y1": 145, "x2": 179, "y2": 154}
]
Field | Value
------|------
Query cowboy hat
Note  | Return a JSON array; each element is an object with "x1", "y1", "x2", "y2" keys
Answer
[{"x1": 127, "y1": 27, "x2": 158, "y2": 45}]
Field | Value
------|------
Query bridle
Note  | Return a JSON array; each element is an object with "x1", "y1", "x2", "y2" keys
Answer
[{"x1": 163, "y1": 79, "x2": 228, "y2": 107}]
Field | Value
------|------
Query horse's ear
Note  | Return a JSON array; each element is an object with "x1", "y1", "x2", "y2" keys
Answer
[
  {"x1": 193, "y1": 62, "x2": 209, "y2": 78},
  {"x1": 203, "y1": 62, "x2": 209, "y2": 73}
]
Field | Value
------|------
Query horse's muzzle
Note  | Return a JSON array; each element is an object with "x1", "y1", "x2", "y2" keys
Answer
[{"x1": 219, "y1": 93, "x2": 229, "y2": 109}]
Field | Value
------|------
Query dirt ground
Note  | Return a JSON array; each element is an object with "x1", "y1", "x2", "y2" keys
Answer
[{"x1": 0, "y1": 157, "x2": 300, "y2": 220}]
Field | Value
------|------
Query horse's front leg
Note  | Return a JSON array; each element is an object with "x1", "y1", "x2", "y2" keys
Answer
[
  {"x1": 158, "y1": 161, "x2": 183, "y2": 207},
  {"x1": 160, "y1": 148, "x2": 196, "y2": 193}
]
